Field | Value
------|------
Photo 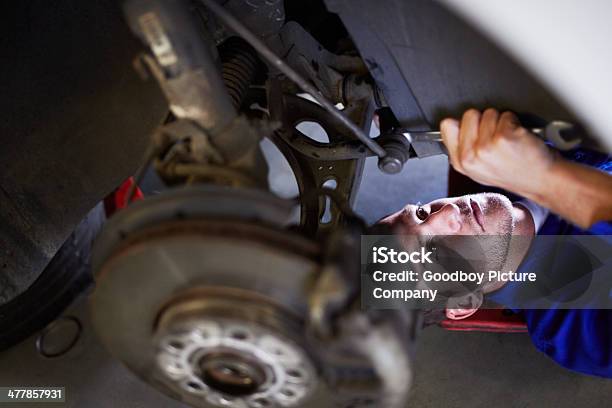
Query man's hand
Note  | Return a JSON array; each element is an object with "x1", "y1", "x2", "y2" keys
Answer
[
  {"x1": 440, "y1": 108, "x2": 555, "y2": 198},
  {"x1": 440, "y1": 108, "x2": 612, "y2": 228}
]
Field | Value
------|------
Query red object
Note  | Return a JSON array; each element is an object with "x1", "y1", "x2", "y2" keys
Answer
[
  {"x1": 440, "y1": 309, "x2": 527, "y2": 333},
  {"x1": 104, "y1": 177, "x2": 144, "y2": 216}
]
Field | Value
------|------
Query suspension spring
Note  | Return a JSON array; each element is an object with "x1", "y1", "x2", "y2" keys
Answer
[{"x1": 219, "y1": 37, "x2": 262, "y2": 110}]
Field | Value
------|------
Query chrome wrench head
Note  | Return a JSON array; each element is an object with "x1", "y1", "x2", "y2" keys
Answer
[{"x1": 544, "y1": 120, "x2": 581, "y2": 151}]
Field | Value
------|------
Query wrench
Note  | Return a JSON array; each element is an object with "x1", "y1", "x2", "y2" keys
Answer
[
  {"x1": 400, "y1": 120, "x2": 580, "y2": 151},
  {"x1": 378, "y1": 120, "x2": 581, "y2": 174}
]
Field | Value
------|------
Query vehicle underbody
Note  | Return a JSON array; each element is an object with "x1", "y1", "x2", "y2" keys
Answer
[{"x1": 0, "y1": 1, "x2": 604, "y2": 407}]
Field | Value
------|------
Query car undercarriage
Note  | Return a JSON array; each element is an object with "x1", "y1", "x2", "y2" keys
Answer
[{"x1": 0, "y1": 1, "x2": 610, "y2": 407}]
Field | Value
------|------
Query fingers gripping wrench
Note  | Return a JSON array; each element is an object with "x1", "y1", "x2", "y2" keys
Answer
[{"x1": 378, "y1": 120, "x2": 580, "y2": 174}]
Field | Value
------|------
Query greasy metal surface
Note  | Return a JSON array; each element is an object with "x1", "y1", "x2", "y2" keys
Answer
[
  {"x1": 327, "y1": 0, "x2": 577, "y2": 130},
  {"x1": 0, "y1": 0, "x2": 166, "y2": 304}
]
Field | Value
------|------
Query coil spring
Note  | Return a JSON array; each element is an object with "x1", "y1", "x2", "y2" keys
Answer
[{"x1": 219, "y1": 37, "x2": 262, "y2": 110}]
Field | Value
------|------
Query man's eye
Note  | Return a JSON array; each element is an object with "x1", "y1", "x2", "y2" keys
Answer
[{"x1": 416, "y1": 206, "x2": 429, "y2": 221}]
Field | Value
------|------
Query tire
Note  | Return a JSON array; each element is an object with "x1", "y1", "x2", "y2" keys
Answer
[{"x1": 0, "y1": 203, "x2": 105, "y2": 351}]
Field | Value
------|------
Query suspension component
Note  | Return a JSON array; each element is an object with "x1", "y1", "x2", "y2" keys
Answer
[
  {"x1": 200, "y1": 0, "x2": 388, "y2": 159},
  {"x1": 219, "y1": 37, "x2": 262, "y2": 110},
  {"x1": 125, "y1": 0, "x2": 269, "y2": 187},
  {"x1": 126, "y1": 0, "x2": 236, "y2": 135}
]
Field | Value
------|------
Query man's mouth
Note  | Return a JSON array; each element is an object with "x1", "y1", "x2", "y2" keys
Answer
[{"x1": 469, "y1": 198, "x2": 485, "y2": 232}]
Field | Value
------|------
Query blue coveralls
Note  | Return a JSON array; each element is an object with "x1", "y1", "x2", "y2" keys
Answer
[{"x1": 489, "y1": 149, "x2": 612, "y2": 378}]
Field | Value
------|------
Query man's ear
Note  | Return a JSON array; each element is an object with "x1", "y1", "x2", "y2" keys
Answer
[{"x1": 445, "y1": 291, "x2": 483, "y2": 320}]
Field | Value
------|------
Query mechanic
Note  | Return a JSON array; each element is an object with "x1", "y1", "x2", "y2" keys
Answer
[{"x1": 379, "y1": 108, "x2": 612, "y2": 378}]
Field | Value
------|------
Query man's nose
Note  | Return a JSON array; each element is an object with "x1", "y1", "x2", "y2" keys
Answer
[{"x1": 427, "y1": 203, "x2": 462, "y2": 233}]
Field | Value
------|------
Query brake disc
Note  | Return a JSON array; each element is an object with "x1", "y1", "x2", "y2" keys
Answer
[
  {"x1": 90, "y1": 186, "x2": 416, "y2": 408},
  {"x1": 90, "y1": 186, "x2": 329, "y2": 407}
]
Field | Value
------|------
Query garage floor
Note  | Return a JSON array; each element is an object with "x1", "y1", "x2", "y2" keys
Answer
[
  {"x1": 410, "y1": 326, "x2": 612, "y2": 407},
  {"x1": 1, "y1": 142, "x2": 610, "y2": 408}
]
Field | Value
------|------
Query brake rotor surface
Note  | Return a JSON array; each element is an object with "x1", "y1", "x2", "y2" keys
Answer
[{"x1": 90, "y1": 186, "x2": 332, "y2": 407}]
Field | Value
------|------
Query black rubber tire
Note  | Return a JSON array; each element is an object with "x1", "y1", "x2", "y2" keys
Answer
[{"x1": 0, "y1": 203, "x2": 105, "y2": 351}]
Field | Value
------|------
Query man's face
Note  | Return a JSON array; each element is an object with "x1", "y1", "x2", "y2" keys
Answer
[
  {"x1": 379, "y1": 193, "x2": 516, "y2": 320},
  {"x1": 378, "y1": 193, "x2": 514, "y2": 236}
]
